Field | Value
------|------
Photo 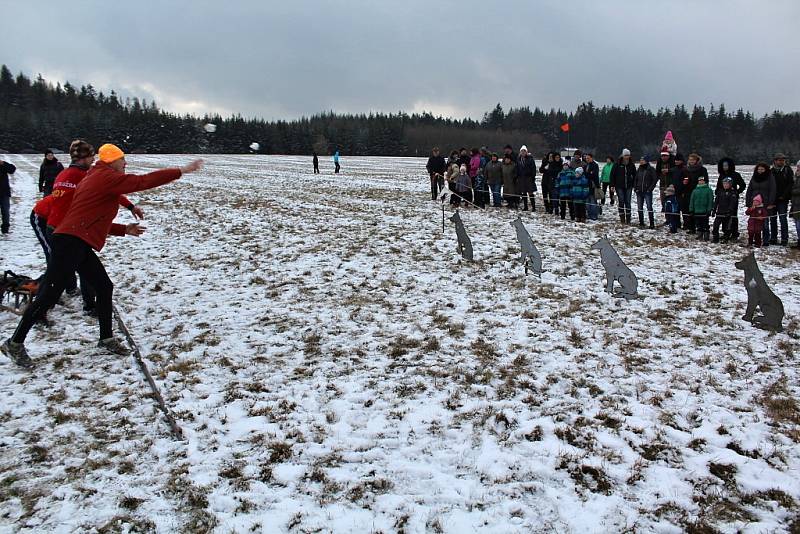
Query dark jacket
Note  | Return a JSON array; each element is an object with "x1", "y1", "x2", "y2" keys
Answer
[
  {"x1": 484, "y1": 160, "x2": 503, "y2": 186},
  {"x1": 669, "y1": 163, "x2": 687, "y2": 191},
  {"x1": 516, "y1": 155, "x2": 537, "y2": 193},
  {"x1": 655, "y1": 156, "x2": 675, "y2": 191},
  {"x1": 745, "y1": 170, "x2": 776, "y2": 207},
  {"x1": 791, "y1": 173, "x2": 800, "y2": 221},
  {"x1": 426, "y1": 154, "x2": 447, "y2": 176},
  {"x1": 39, "y1": 159, "x2": 64, "y2": 195},
  {"x1": 584, "y1": 161, "x2": 600, "y2": 190},
  {"x1": 633, "y1": 164, "x2": 658, "y2": 193},
  {"x1": 0, "y1": 160, "x2": 16, "y2": 197},
  {"x1": 714, "y1": 188, "x2": 739, "y2": 216},
  {"x1": 682, "y1": 161, "x2": 709, "y2": 198},
  {"x1": 715, "y1": 158, "x2": 746, "y2": 196},
  {"x1": 541, "y1": 157, "x2": 562, "y2": 193},
  {"x1": 501, "y1": 162, "x2": 518, "y2": 197},
  {"x1": 610, "y1": 159, "x2": 636, "y2": 189},
  {"x1": 772, "y1": 165, "x2": 794, "y2": 203}
]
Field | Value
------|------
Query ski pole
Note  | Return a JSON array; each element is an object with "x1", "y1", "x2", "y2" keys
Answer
[{"x1": 113, "y1": 303, "x2": 183, "y2": 440}]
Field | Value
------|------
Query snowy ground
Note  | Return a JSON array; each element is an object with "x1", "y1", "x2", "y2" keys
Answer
[{"x1": 1, "y1": 154, "x2": 799, "y2": 533}]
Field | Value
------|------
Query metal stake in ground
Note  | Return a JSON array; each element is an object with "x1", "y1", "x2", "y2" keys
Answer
[{"x1": 113, "y1": 304, "x2": 184, "y2": 439}]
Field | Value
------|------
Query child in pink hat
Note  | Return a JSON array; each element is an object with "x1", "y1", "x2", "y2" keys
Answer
[
  {"x1": 661, "y1": 131, "x2": 678, "y2": 156},
  {"x1": 746, "y1": 194, "x2": 768, "y2": 247}
]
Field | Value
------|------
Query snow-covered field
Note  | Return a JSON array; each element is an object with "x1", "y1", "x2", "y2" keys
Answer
[{"x1": 1, "y1": 154, "x2": 799, "y2": 533}]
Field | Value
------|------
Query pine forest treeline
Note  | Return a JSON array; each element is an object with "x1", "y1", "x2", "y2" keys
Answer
[{"x1": 0, "y1": 65, "x2": 798, "y2": 162}]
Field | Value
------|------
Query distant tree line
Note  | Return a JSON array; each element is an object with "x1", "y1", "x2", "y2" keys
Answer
[{"x1": 0, "y1": 65, "x2": 797, "y2": 162}]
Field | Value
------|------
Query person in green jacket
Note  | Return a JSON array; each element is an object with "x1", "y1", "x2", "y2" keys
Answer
[
  {"x1": 689, "y1": 175, "x2": 714, "y2": 241},
  {"x1": 600, "y1": 155, "x2": 614, "y2": 206}
]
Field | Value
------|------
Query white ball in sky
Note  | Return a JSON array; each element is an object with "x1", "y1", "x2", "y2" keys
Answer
[
  {"x1": 250, "y1": 142, "x2": 260, "y2": 151},
  {"x1": 204, "y1": 123, "x2": 217, "y2": 133}
]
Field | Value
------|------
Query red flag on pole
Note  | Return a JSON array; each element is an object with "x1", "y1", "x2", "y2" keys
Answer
[{"x1": 560, "y1": 123, "x2": 570, "y2": 132}]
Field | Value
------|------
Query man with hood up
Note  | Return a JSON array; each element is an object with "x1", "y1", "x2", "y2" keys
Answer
[{"x1": 715, "y1": 157, "x2": 746, "y2": 239}]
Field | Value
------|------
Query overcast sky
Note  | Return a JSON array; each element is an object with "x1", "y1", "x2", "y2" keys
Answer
[{"x1": 3, "y1": 0, "x2": 798, "y2": 121}]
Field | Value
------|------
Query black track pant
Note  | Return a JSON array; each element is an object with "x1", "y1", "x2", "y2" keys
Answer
[{"x1": 13, "y1": 234, "x2": 113, "y2": 344}]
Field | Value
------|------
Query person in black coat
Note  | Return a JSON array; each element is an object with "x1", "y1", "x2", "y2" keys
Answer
[
  {"x1": 516, "y1": 146, "x2": 537, "y2": 211},
  {"x1": 633, "y1": 156, "x2": 658, "y2": 228},
  {"x1": 680, "y1": 153, "x2": 709, "y2": 233},
  {"x1": 0, "y1": 158, "x2": 17, "y2": 234},
  {"x1": 770, "y1": 153, "x2": 794, "y2": 245},
  {"x1": 712, "y1": 177, "x2": 739, "y2": 243},
  {"x1": 716, "y1": 157, "x2": 745, "y2": 239},
  {"x1": 610, "y1": 149, "x2": 636, "y2": 223},
  {"x1": 745, "y1": 162, "x2": 777, "y2": 246},
  {"x1": 39, "y1": 151, "x2": 64, "y2": 197},
  {"x1": 584, "y1": 153, "x2": 601, "y2": 219},
  {"x1": 312, "y1": 152, "x2": 319, "y2": 174},
  {"x1": 425, "y1": 147, "x2": 447, "y2": 200}
]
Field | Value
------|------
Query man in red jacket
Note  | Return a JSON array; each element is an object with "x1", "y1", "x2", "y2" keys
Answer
[
  {"x1": 2, "y1": 144, "x2": 203, "y2": 368},
  {"x1": 46, "y1": 140, "x2": 142, "y2": 312}
]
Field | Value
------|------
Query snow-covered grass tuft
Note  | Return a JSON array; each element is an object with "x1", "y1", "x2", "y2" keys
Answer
[{"x1": 1, "y1": 154, "x2": 799, "y2": 532}]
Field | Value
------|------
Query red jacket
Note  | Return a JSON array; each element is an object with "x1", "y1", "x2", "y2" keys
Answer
[
  {"x1": 47, "y1": 165, "x2": 134, "y2": 229},
  {"x1": 746, "y1": 206, "x2": 767, "y2": 233},
  {"x1": 33, "y1": 194, "x2": 55, "y2": 219},
  {"x1": 55, "y1": 162, "x2": 182, "y2": 251}
]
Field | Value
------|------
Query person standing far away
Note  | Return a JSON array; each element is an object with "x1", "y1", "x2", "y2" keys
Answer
[
  {"x1": 484, "y1": 153, "x2": 503, "y2": 207},
  {"x1": 715, "y1": 157, "x2": 745, "y2": 239},
  {"x1": 682, "y1": 153, "x2": 709, "y2": 234},
  {"x1": 312, "y1": 151, "x2": 319, "y2": 174},
  {"x1": 611, "y1": 148, "x2": 636, "y2": 224},
  {"x1": 1, "y1": 145, "x2": 204, "y2": 368},
  {"x1": 333, "y1": 150, "x2": 341, "y2": 174},
  {"x1": 502, "y1": 144, "x2": 517, "y2": 165},
  {"x1": 661, "y1": 130, "x2": 678, "y2": 156},
  {"x1": 584, "y1": 153, "x2": 600, "y2": 220},
  {"x1": 790, "y1": 159, "x2": 800, "y2": 249},
  {"x1": 516, "y1": 145, "x2": 537, "y2": 211},
  {"x1": 0, "y1": 157, "x2": 16, "y2": 234},
  {"x1": 745, "y1": 162, "x2": 776, "y2": 247},
  {"x1": 39, "y1": 150, "x2": 64, "y2": 197},
  {"x1": 600, "y1": 155, "x2": 615, "y2": 206},
  {"x1": 655, "y1": 150, "x2": 675, "y2": 219},
  {"x1": 426, "y1": 147, "x2": 447, "y2": 201},
  {"x1": 770, "y1": 153, "x2": 793, "y2": 246},
  {"x1": 634, "y1": 155, "x2": 658, "y2": 228},
  {"x1": 539, "y1": 152, "x2": 554, "y2": 214}
]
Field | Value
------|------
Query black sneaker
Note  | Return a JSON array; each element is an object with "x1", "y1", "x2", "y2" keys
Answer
[
  {"x1": 97, "y1": 337, "x2": 131, "y2": 356},
  {"x1": 1, "y1": 338, "x2": 33, "y2": 369}
]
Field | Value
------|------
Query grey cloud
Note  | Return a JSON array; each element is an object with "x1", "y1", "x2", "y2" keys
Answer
[{"x1": 4, "y1": 0, "x2": 799, "y2": 120}]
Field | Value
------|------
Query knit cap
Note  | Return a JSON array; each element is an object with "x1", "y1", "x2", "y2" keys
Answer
[
  {"x1": 575, "y1": 167, "x2": 584, "y2": 175},
  {"x1": 98, "y1": 144, "x2": 125, "y2": 163},
  {"x1": 69, "y1": 140, "x2": 94, "y2": 160}
]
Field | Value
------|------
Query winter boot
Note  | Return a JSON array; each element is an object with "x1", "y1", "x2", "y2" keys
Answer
[
  {"x1": 619, "y1": 213, "x2": 626, "y2": 224},
  {"x1": 648, "y1": 213, "x2": 655, "y2": 229},
  {"x1": 1, "y1": 338, "x2": 32, "y2": 369},
  {"x1": 638, "y1": 212, "x2": 645, "y2": 227},
  {"x1": 625, "y1": 212, "x2": 632, "y2": 224},
  {"x1": 712, "y1": 234, "x2": 720, "y2": 243},
  {"x1": 703, "y1": 231, "x2": 710, "y2": 241},
  {"x1": 98, "y1": 337, "x2": 131, "y2": 356}
]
